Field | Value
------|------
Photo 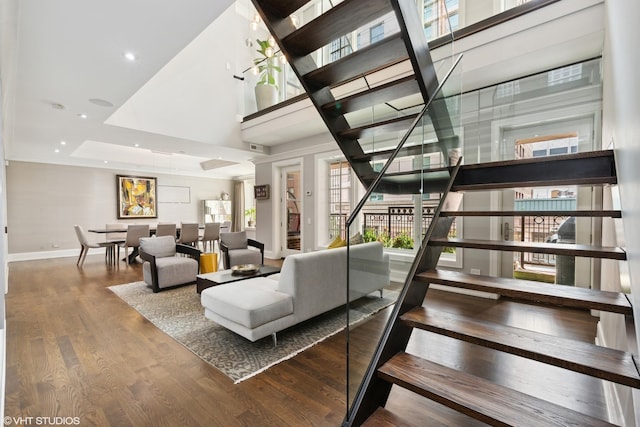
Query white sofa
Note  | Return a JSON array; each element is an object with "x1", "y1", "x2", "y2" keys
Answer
[{"x1": 200, "y1": 242, "x2": 390, "y2": 343}]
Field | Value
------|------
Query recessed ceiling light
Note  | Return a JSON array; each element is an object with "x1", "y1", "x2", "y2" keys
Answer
[
  {"x1": 60, "y1": 141, "x2": 66, "y2": 145},
  {"x1": 103, "y1": 160, "x2": 108, "y2": 164},
  {"x1": 134, "y1": 143, "x2": 140, "y2": 147},
  {"x1": 78, "y1": 113, "x2": 87, "y2": 119},
  {"x1": 54, "y1": 149, "x2": 60, "y2": 153},
  {"x1": 124, "y1": 52, "x2": 136, "y2": 61},
  {"x1": 89, "y1": 98, "x2": 114, "y2": 107}
]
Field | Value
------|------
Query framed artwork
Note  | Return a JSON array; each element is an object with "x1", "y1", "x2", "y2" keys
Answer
[
  {"x1": 117, "y1": 175, "x2": 158, "y2": 219},
  {"x1": 254, "y1": 184, "x2": 270, "y2": 200}
]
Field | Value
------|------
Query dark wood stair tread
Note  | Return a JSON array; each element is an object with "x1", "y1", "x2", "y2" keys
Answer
[
  {"x1": 322, "y1": 75, "x2": 419, "y2": 115},
  {"x1": 429, "y1": 238, "x2": 627, "y2": 260},
  {"x1": 361, "y1": 407, "x2": 413, "y2": 426},
  {"x1": 452, "y1": 176, "x2": 617, "y2": 191},
  {"x1": 304, "y1": 34, "x2": 408, "y2": 88},
  {"x1": 452, "y1": 150, "x2": 617, "y2": 191},
  {"x1": 282, "y1": 0, "x2": 392, "y2": 57},
  {"x1": 379, "y1": 352, "x2": 616, "y2": 426},
  {"x1": 352, "y1": 142, "x2": 441, "y2": 162},
  {"x1": 440, "y1": 210, "x2": 622, "y2": 218},
  {"x1": 402, "y1": 307, "x2": 640, "y2": 388},
  {"x1": 339, "y1": 113, "x2": 419, "y2": 140},
  {"x1": 416, "y1": 269, "x2": 632, "y2": 315},
  {"x1": 257, "y1": 0, "x2": 311, "y2": 19}
]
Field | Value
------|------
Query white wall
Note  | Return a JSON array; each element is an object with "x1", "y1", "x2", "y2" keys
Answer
[
  {"x1": 600, "y1": 0, "x2": 640, "y2": 425},
  {"x1": 6, "y1": 161, "x2": 234, "y2": 260}
]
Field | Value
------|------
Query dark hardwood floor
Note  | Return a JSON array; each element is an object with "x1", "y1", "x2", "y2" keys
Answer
[{"x1": 5, "y1": 255, "x2": 610, "y2": 426}]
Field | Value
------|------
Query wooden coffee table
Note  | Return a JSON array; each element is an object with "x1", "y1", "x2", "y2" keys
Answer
[{"x1": 196, "y1": 265, "x2": 281, "y2": 293}]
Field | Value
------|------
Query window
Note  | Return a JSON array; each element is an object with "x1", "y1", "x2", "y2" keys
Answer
[
  {"x1": 370, "y1": 23, "x2": 384, "y2": 44},
  {"x1": 423, "y1": 0, "x2": 459, "y2": 40},
  {"x1": 548, "y1": 64, "x2": 583, "y2": 86},
  {"x1": 549, "y1": 147, "x2": 569, "y2": 156},
  {"x1": 329, "y1": 161, "x2": 351, "y2": 239},
  {"x1": 329, "y1": 36, "x2": 352, "y2": 62}
]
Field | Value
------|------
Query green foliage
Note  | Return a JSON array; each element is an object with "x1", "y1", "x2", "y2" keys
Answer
[
  {"x1": 363, "y1": 228, "x2": 378, "y2": 243},
  {"x1": 244, "y1": 207, "x2": 256, "y2": 220},
  {"x1": 391, "y1": 232, "x2": 414, "y2": 249},
  {"x1": 254, "y1": 39, "x2": 281, "y2": 89}
]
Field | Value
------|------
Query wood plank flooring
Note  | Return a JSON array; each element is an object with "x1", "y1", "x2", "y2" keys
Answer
[{"x1": 5, "y1": 255, "x2": 610, "y2": 426}]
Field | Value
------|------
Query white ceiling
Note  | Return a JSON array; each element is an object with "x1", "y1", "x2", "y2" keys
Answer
[{"x1": 0, "y1": 0, "x2": 269, "y2": 179}]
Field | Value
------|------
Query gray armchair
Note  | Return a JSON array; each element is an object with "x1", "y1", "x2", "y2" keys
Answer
[
  {"x1": 219, "y1": 231, "x2": 264, "y2": 269},
  {"x1": 139, "y1": 236, "x2": 201, "y2": 293}
]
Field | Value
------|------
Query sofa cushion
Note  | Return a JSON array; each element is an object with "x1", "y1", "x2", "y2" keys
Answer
[
  {"x1": 143, "y1": 256, "x2": 198, "y2": 288},
  {"x1": 201, "y1": 278, "x2": 293, "y2": 329},
  {"x1": 221, "y1": 231, "x2": 248, "y2": 250},
  {"x1": 228, "y1": 248, "x2": 262, "y2": 267},
  {"x1": 140, "y1": 235, "x2": 176, "y2": 258}
]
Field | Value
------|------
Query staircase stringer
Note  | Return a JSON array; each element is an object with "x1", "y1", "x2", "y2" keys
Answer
[
  {"x1": 390, "y1": 0, "x2": 458, "y2": 158},
  {"x1": 344, "y1": 159, "x2": 463, "y2": 426},
  {"x1": 251, "y1": 0, "x2": 380, "y2": 188}
]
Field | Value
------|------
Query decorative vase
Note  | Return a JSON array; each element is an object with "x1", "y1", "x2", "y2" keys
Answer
[{"x1": 255, "y1": 85, "x2": 278, "y2": 111}]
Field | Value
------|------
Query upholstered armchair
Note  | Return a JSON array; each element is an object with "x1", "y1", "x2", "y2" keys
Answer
[
  {"x1": 219, "y1": 231, "x2": 264, "y2": 269},
  {"x1": 139, "y1": 235, "x2": 201, "y2": 293}
]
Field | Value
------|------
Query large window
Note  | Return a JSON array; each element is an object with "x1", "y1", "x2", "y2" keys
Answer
[
  {"x1": 329, "y1": 36, "x2": 352, "y2": 62},
  {"x1": 423, "y1": 0, "x2": 459, "y2": 41},
  {"x1": 329, "y1": 161, "x2": 352, "y2": 239}
]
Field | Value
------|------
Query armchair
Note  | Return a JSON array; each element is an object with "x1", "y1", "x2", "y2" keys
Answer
[
  {"x1": 139, "y1": 236, "x2": 201, "y2": 293},
  {"x1": 219, "y1": 231, "x2": 264, "y2": 269}
]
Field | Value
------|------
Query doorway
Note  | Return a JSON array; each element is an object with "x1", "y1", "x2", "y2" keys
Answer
[
  {"x1": 493, "y1": 115, "x2": 598, "y2": 287},
  {"x1": 281, "y1": 165, "x2": 302, "y2": 257}
]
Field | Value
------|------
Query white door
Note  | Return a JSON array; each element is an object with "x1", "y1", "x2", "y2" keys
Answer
[
  {"x1": 494, "y1": 115, "x2": 597, "y2": 287},
  {"x1": 281, "y1": 166, "x2": 302, "y2": 257}
]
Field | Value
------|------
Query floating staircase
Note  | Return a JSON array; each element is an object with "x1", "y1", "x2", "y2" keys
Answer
[{"x1": 250, "y1": 0, "x2": 637, "y2": 425}]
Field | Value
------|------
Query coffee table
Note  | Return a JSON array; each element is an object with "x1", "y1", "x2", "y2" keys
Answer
[{"x1": 196, "y1": 264, "x2": 281, "y2": 293}]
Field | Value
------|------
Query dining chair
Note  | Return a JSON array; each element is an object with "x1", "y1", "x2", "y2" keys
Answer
[
  {"x1": 156, "y1": 223, "x2": 177, "y2": 239},
  {"x1": 118, "y1": 224, "x2": 150, "y2": 265},
  {"x1": 74, "y1": 225, "x2": 117, "y2": 267},
  {"x1": 199, "y1": 222, "x2": 220, "y2": 253},
  {"x1": 105, "y1": 223, "x2": 126, "y2": 259},
  {"x1": 220, "y1": 220, "x2": 232, "y2": 233},
  {"x1": 177, "y1": 222, "x2": 199, "y2": 247}
]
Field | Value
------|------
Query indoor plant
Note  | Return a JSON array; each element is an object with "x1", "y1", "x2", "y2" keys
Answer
[
  {"x1": 245, "y1": 207, "x2": 256, "y2": 227},
  {"x1": 253, "y1": 38, "x2": 281, "y2": 110}
]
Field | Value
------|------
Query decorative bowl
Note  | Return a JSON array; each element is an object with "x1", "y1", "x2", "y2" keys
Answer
[{"x1": 231, "y1": 264, "x2": 260, "y2": 276}]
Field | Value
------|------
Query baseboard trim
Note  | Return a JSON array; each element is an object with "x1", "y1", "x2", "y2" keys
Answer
[
  {"x1": 8, "y1": 248, "x2": 87, "y2": 262},
  {"x1": 597, "y1": 321, "x2": 626, "y2": 426}
]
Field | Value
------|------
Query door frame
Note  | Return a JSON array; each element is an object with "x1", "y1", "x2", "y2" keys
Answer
[
  {"x1": 271, "y1": 158, "x2": 303, "y2": 258},
  {"x1": 489, "y1": 104, "x2": 601, "y2": 282}
]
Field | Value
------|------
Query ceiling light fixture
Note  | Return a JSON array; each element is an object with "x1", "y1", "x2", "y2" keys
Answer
[
  {"x1": 60, "y1": 141, "x2": 66, "y2": 145},
  {"x1": 89, "y1": 98, "x2": 114, "y2": 107},
  {"x1": 78, "y1": 113, "x2": 87, "y2": 119},
  {"x1": 124, "y1": 52, "x2": 136, "y2": 61},
  {"x1": 54, "y1": 149, "x2": 60, "y2": 153},
  {"x1": 134, "y1": 143, "x2": 140, "y2": 147}
]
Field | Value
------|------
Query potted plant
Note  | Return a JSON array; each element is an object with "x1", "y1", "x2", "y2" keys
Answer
[
  {"x1": 253, "y1": 38, "x2": 281, "y2": 110},
  {"x1": 245, "y1": 207, "x2": 256, "y2": 227}
]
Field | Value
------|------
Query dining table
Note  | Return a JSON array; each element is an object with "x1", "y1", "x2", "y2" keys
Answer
[{"x1": 88, "y1": 225, "x2": 205, "y2": 263}]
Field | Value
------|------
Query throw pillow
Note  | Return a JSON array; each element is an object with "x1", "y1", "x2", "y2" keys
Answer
[
  {"x1": 349, "y1": 232, "x2": 364, "y2": 245},
  {"x1": 327, "y1": 235, "x2": 343, "y2": 248},
  {"x1": 331, "y1": 238, "x2": 346, "y2": 248}
]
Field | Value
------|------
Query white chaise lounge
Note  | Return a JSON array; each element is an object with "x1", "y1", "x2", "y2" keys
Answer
[{"x1": 200, "y1": 242, "x2": 390, "y2": 344}]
